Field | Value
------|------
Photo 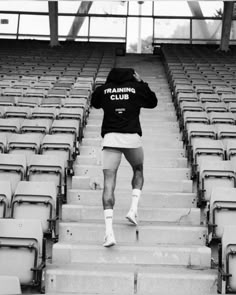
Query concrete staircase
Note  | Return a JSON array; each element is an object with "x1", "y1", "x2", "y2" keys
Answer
[{"x1": 45, "y1": 55, "x2": 218, "y2": 294}]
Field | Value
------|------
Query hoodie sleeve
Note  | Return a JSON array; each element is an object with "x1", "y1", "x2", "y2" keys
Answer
[
  {"x1": 137, "y1": 82, "x2": 158, "y2": 109},
  {"x1": 91, "y1": 86, "x2": 103, "y2": 109}
]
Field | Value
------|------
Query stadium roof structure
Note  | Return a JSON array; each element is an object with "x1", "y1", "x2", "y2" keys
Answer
[{"x1": 0, "y1": 1, "x2": 235, "y2": 52}]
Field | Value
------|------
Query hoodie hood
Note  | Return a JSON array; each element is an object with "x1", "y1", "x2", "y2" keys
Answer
[{"x1": 106, "y1": 68, "x2": 136, "y2": 84}]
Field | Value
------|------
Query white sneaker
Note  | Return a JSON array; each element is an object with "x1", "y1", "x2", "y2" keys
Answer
[
  {"x1": 103, "y1": 232, "x2": 116, "y2": 247},
  {"x1": 126, "y1": 210, "x2": 138, "y2": 225}
]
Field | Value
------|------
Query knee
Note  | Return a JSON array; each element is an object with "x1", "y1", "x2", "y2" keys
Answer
[{"x1": 133, "y1": 164, "x2": 143, "y2": 174}]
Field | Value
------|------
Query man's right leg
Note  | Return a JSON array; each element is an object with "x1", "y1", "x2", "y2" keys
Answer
[{"x1": 102, "y1": 148, "x2": 122, "y2": 247}]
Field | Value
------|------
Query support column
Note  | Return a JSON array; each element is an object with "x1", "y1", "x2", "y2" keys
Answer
[
  {"x1": 48, "y1": 1, "x2": 59, "y2": 47},
  {"x1": 67, "y1": 2, "x2": 93, "y2": 41},
  {"x1": 220, "y1": 1, "x2": 234, "y2": 52}
]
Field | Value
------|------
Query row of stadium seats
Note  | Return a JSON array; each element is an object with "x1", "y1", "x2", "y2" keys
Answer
[
  {"x1": 162, "y1": 44, "x2": 236, "y2": 294},
  {"x1": 0, "y1": 40, "x2": 117, "y2": 294}
]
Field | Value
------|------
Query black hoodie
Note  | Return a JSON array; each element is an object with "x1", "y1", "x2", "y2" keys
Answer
[{"x1": 91, "y1": 68, "x2": 158, "y2": 138}]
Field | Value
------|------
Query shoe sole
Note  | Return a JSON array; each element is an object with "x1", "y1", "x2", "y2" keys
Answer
[
  {"x1": 103, "y1": 241, "x2": 116, "y2": 247},
  {"x1": 126, "y1": 215, "x2": 137, "y2": 225}
]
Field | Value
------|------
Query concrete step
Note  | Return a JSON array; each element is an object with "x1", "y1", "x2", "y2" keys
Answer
[
  {"x1": 83, "y1": 131, "x2": 182, "y2": 141},
  {"x1": 73, "y1": 165, "x2": 191, "y2": 181},
  {"x1": 62, "y1": 205, "x2": 200, "y2": 225},
  {"x1": 84, "y1": 123, "x2": 180, "y2": 133},
  {"x1": 75, "y1": 155, "x2": 188, "y2": 168},
  {"x1": 67, "y1": 190, "x2": 197, "y2": 208},
  {"x1": 79, "y1": 146, "x2": 186, "y2": 158},
  {"x1": 81, "y1": 138, "x2": 184, "y2": 149},
  {"x1": 45, "y1": 264, "x2": 217, "y2": 294},
  {"x1": 52, "y1": 242, "x2": 211, "y2": 268},
  {"x1": 88, "y1": 113, "x2": 176, "y2": 122},
  {"x1": 58, "y1": 221, "x2": 207, "y2": 245},
  {"x1": 71, "y1": 176, "x2": 192, "y2": 192}
]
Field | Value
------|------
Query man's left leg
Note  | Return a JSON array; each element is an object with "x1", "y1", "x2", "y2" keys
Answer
[
  {"x1": 102, "y1": 148, "x2": 122, "y2": 247},
  {"x1": 123, "y1": 147, "x2": 144, "y2": 225}
]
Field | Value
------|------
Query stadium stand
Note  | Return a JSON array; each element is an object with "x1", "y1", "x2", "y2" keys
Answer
[{"x1": 2, "y1": 37, "x2": 236, "y2": 294}]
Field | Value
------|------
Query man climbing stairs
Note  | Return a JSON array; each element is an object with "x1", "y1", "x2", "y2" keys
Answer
[{"x1": 45, "y1": 54, "x2": 218, "y2": 294}]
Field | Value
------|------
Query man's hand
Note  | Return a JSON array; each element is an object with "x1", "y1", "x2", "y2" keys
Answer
[{"x1": 133, "y1": 71, "x2": 142, "y2": 82}]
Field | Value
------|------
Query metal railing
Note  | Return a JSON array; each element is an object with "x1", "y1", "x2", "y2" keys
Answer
[{"x1": 0, "y1": 10, "x2": 236, "y2": 45}]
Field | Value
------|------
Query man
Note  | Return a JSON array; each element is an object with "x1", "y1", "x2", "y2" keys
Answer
[{"x1": 91, "y1": 67, "x2": 157, "y2": 247}]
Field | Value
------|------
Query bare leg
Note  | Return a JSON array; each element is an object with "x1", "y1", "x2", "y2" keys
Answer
[
  {"x1": 123, "y1": 147, "x2": 144, "y2": 225},
  {"x1": 102, "y1": 169, "x2": 118, "y2": 210},
  {"x1": 102, "y1": 148, "x2": 122, "y2": 247}
]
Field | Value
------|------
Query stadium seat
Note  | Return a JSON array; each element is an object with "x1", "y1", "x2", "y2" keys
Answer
[
  {"x1": 0, "y1": 96, "x2": 16, "y2": 106},
  {"x1": 11, "y1": 180, "x2": 57, "y2": 236},
  {"x1": 0, "y1": 275, "x2": 22, "y2": 294},
  {"x1": 199, "y1": 93, "x2": 221, "y2": 103},
  {"x1": 40, "y1": 97, "x2": 63, "y2": 108},
  {"x1": 4, "y1": 106, "x2": 32, "y2": 118},
  {"x1": 190, "y1": 138, "x2": 225, "y2": 178},
  {"x1": 24, "y1": 88, "x2": 46, "y2": 98},
  {"x1": 208, "y1": 111, "x2": 235, "y2": 125},
  {"x1": 204, "y1": 102, "x2": 228, "y2": 113},
  {"x1": 20, "y1": 118, "x2": 52, "y2": 134},
  {"x1": 47, "y1": 89, "x2": 67, "y2": 99},
  {"x1": 7, "y1": 133, "x2": 43, "y2": 162},
  {"x1": 17, "y1": 96, "x2": 41, "y2": 108},
  {"x1": 184, "y1": 123, "x2": 216, "y2": 146},
  {"x1": 218, "y1": 225, "x2": 236, "y2": 293},
  {"x1": 197, "y1": 160, "x2": 235, "y2": 205},
  {"x1": 208, "y1": 187, "x2": 236, "y2": 242},
  {"x1": 0, "y1": 180, "x2": 12, "y2": 218},
  {"x1": 27, "y1": 154, "x2": 65, "y2": 197},
  {"x1": 216, "y1": 124, "x2": 236, "y2": 142},
  {"x1": 0, "y1": 118, "x2": 23, "y2": 134},
  {"x1": 182, "y1": 111, "x2": 209, "y2": 131},
  {"x1": 0, "y1": 218, "x2": 45, "y2": 288},
  {"x1": 2, "y1": 87, "x2": 23, "y2": 97},
  {"x1": 40, "y1": 134, "x2": 75, "y2": 170},
  {"x1": 31, "y1": 106, "x2": 58, "y2": 119}
]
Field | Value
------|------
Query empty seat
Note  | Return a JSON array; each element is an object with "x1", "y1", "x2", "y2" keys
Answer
[
  {"x1": 221, "y1": 93, "x2": 236, "y2": 103},
  {"x1": 204, "y1": 102, "x2": 228, "y2": 113},
  {"x1": 225, "y1": 139, "x2": 236, "y2": 160},
  {"x1": 24, "y1": 88, "x2": 46, "y2": 98},
  {"x1": 208, "y1": 111, "x2": 235, "y2": 124},
  {"x1": 218, "y1": 225, "x2": 236, "y2": 293},
  {"x1": 0, "y1": 96, "x2": 16, "y2": 106},
  {"x1": 0, "y1": 218, "x2": 44, "y2": 288},
  {"x1": 216, "y1": 124, "x2": 236, "y2": 142},
  {"x1": 47, "y1": 89, "x2": 67, "y2": 98},
  {"x1": 11, "y1": 181, "x2": 57, "y2": 236},
  {"x1": 40, "y1": 134, "x2": 75, "y2": 169},
  {"x1": 182, "y1": 111, "x2": 209, "y2": 131},
  {"x1": 50, "y1": 119, "x2": 79, "y2": 145},
  {"x1": 2, "y1": 87, "x2": 23, "y2": 97},
  {"x1": 31, "y1": 107, "x2": 58, "y2": 119},
  {"x1": 27, "y1": 154, "x2": 65, "y2": 196},
  {"x1": 0, "y1": 118, "x2": 23, "y2": 134},
  {"x1": 17, "y1": 96, "x2": 41, "y2": 108},
  {"x1": 7, "y1": 133, "x2": 43, "y2": 162},
  {"x1": 4, "y1": 106, "x2": 31, "y2": 118},
  {"x1": 0, "y1": 275, "x2": 22, "y2": 294},
  {"x1": 198, "y1": 160, "x2": 235, "y2": 204},
  {"x1": 190, "y1": 138, "x2": 225, "y2": 177},
  {"x1": 0, "y1": 181, "x2": 12, "y2": 218},
  {"x1": 199, "y1": 93, "x2": 221, "y2": 103},
  {"x1": 20, "y1": 118, "x2": 52, "y2": 134},
  {"x1": 184, "y1": 123, "x2": 216, "y2": 146},
  {"x1": 209, "y1": 187, "x2": 236, "y2": 241},
  {"x1": 40, "y1": 97, "x2": 63, "y2": 108}
]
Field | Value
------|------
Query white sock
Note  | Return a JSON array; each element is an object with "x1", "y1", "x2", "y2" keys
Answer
[
  {"x1": 130, "y1": 189, "x2": 141, "y2": 213},
  {"x1": 104, "y1": 209, "x2": 113, "y2": 235}
]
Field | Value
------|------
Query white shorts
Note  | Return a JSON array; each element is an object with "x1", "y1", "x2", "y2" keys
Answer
[{"x1": 102, "y1": 132, "x2": 142, "y2": 149}]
